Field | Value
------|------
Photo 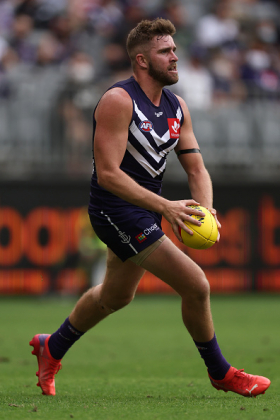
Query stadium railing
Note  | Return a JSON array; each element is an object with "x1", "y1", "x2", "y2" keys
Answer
[{"x1": 0, "y1": 85, "x2": 279, "y2": 184}]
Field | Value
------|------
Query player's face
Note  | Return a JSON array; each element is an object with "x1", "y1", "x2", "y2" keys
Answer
[{"x1": 147, "y1": 35, "x2": 178, "y2": 86}]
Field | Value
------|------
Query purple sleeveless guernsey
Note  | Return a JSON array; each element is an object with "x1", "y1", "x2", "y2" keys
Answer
[{"x1": 88, "y1": 76, "x2": 184, "y2": 261}]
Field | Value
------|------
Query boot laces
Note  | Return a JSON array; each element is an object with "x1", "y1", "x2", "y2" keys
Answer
[
  {"x1": 48, "y1": 358, "x2": 62, "y2": 375},
  {"x1": 232, "y1": 369, "x2": 252, "y2": 387}
]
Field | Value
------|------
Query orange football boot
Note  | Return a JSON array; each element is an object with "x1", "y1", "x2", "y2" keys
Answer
[
  {"x1": 30, "y1": 334, "x2": 62, "y2": 396},
  {"x1": 209, "y1": 366, "x2": 271, "y2": 397}
]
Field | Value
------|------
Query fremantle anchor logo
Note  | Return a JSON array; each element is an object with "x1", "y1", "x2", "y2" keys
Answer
[{"x1": 118, "y1": 231, "x2": 131, "y2": 244}]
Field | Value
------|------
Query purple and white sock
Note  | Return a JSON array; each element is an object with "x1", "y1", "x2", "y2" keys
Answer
[
  {"x1": 48, "y1": 317, "x2": 84, "y2": 360},
  {"x1": 194, "y1": 333, "x2": 231, "y2": 380}
]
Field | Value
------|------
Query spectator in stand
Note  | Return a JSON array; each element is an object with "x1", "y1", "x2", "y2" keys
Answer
[
  {"x1": 156, "y1": 0, "x2": 192, "y2": 50},
  {"x1": 8, "y1": 14, "x2": 37, "y2": 64},
  {"x1": 110, "y1": 2, "x2": 147, "y2": 45},
  {"x1": 0, "y1": 47, "x2": 18, "y2": 98},
  {"x1": 0, "y1": 35, "x2": 8, "y2": 62},
  {"x1": 195, "y1": 1, "x2": 239, "y2": 50},
  {"x1": 173, "y1": 45, "x2": 214, "y2": 110},
  {"x1": 67, "y1": 51, "x2": 96, "y2": 86},
  {"x1": 87, "y1": 0, "x2": 124, "y2": 38},
  {"x1": 5, "y1": 33, "x2": 67, "y2": 154},
  {"x1": 14, "y1": 0, "x2": 38, "y2": 21},
  {"x1": 14, "y1": 0, "x2": 67, "y2": 30},
  {"x1": 209, "y1": 48, "x2": 247, "y2": 105},
  {"x1": 34, "y1": 0, "x2": 67, "y2": 29},
  {"x1": 256, "y1": 18, "x2": 280, "y2": 45},
  {"x1": 56, "y1": 50, "x2": 98, "y2": 170},
  {"x1": 100, "y1": 42, "x2": 131, "y2": 80},
  {"x1": 48, "y1": 13, "x2": 76, "y2": 63},
  {"x1": 0, "y1": 0, "x2": 15, "y2": 37},
  {"x1": 241, "y1": 34, "x2": 280, "y2": 99}
]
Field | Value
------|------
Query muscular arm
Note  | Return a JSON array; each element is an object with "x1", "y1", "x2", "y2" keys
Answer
[
  {"x1": 94, "y1": 88, "x2": 203, "y2": 241},
  {"x1": 175, "y1": 96, "x2": 221, "y2": 235},
  {"x1": 175, "y1": 96, "x2": 213, "y2": 207}
]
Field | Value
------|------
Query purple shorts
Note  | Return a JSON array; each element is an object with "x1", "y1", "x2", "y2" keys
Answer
[{"x1": 89, "y1": 207, "x2": 164, "y2": 262}]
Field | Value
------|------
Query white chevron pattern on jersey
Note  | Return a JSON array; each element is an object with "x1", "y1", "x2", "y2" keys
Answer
[
  {"x1": 127, "y1": 101, "x2": 182, "y2": 178},
  {"x1": 176, "y1": 105, "x2": 183, "y2": 121}
]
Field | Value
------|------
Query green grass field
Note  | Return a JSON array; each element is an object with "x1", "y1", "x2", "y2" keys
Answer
[{"x1": 0, "y1": 294, "x2": 279, "y2": 420}]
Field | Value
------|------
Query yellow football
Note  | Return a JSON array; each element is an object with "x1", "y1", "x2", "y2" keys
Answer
[{"x1": 180, "y1": 205, "x2": 218, "y2": 249}]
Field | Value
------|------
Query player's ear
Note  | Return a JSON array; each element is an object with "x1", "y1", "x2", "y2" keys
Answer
[{"x1": 135, "y1": 53, "x2": 148, "y2": 69}]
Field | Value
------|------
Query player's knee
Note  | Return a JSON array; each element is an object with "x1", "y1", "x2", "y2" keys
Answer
[
  {"x1": 183, "y1": 271, "x2": 210, "y2": 303},
  {"x1": 98, "y1": 299, "x2": 116, "y2": 315},
  {"x1": 198, "y1": 274, "x2": 210, "y2": 299},
  {"x1": 194, "y1": 273, "x2": 210, "y2": 302},
  {"x1": 112, "y1": 294, "x2": 135, "y2": 311},
  {"x1": 100, "y1": 293, "x2": 135, "y2": 313}
]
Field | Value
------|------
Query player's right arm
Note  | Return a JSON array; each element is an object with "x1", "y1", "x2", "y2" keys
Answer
[{"x1": 93, "y1": 87, "x2": 203, "y2": 241}]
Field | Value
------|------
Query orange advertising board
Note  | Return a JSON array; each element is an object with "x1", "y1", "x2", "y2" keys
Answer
[{"x1": 0, "y1": 182, "x2": 280, "y2": 294}]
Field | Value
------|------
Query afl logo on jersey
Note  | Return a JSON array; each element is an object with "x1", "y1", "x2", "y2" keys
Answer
[{"x1": 139, "y1": 120, "x2": 153, "y2": 132}]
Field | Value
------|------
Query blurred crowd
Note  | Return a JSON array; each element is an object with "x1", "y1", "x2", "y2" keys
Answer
[
  {"x1": 0, "y1": 0, "x2": 279, "y2": 170},
  {"x1": 0, "y1": 0, "x2": 280, "y2": 103}
]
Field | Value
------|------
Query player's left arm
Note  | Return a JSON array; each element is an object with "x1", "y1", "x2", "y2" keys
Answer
[{"x1": 174, "y1": 95, "x2": 221, "y2": 233}]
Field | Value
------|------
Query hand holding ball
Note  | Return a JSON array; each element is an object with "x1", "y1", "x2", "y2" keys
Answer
[{"x1": 179, "y1": 206, "x2": 218, "y2": 249}]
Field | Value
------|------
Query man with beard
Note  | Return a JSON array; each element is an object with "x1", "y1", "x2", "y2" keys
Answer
[{"x1": 30, "y1": 18, "x2": 270, "y2": 398}]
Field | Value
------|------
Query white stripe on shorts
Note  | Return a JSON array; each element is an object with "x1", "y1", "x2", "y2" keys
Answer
[{"x1": 100, "y1": 211, "x2": 138, "y2": 255}]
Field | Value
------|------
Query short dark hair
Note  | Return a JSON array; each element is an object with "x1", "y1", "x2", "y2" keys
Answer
[{"x1": 126, "y1": 18, "x2": 176, "y2": 66}]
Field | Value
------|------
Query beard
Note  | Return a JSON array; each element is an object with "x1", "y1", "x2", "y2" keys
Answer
[{"x1": 147, "y1": 60, "x2": 179, "y2": 86}]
